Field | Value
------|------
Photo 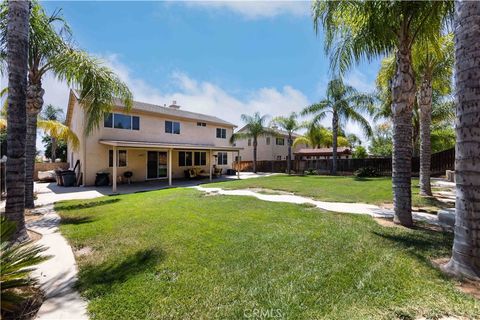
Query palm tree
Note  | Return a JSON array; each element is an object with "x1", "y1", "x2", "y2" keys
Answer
[
  {"x1": 301, "y1": 78, "x2": 373, "y2": 175},
  {"x1": 376, "y1": 35, "x2": 454, "y2": 196},
  {"x1": 313, "y1": 0, "x2": 453, "y2": 226},
  {"x1": 442, "y1": 0, "x2": 480, "y2": 280},
  {"x1": 2, "y1": 0, "x2": 29, "y2": 242},
  {"x1": 231, "y1": 112, "x2": 275, "y2": 173},
  {"x1": 40, "y1": 104, "x2": 64, "y2": 161},
  {"x1": 272, "y1": 112, "x2": 302, "y2": 174},
  {"x1": 0, "y1": 1, "x2": 133, "y2": 208}
]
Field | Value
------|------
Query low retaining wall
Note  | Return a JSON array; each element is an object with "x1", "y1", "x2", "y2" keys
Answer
[{"x1": 34, "y1": 162, "x2": 69, "y2": 181}]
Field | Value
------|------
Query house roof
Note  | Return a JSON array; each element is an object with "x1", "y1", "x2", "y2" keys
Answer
[
  {"x1": 294, "y1": 147, "x2": 351, "y2": 156},
  {"x1": 236, "y1": 125, "x2": 300, "y2": 138},
  {"x1": 66, "y1": 89, "x2": 236, "y2": 128}
]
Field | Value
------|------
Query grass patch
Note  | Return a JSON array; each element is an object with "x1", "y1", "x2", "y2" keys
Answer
[
  {"x1": 206, "y1": 175, "x2": 449, "y2": 209},
  {"x1": 57, "y1": 188, "x2": 478, "y2": 319}
]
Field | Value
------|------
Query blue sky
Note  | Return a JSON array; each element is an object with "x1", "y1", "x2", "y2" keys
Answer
[{"x1": 17, "y1": 1, "x2": 382, "y2": 148}]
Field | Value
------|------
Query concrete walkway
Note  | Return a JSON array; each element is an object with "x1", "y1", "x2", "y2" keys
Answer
[
  {"x1": 193, "y1": 186, "x2": 445, "y2": 226},
  {"x1": 28, "y1": 205, "x2": 88, "y2": 320}
]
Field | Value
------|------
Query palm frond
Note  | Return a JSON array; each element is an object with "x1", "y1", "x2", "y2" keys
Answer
[{"x1": 37, "y1": 119, "x2": 79, "y2": 150}]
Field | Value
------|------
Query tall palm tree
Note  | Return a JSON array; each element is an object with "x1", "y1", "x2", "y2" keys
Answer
[
  {"x1": 443, "y1": 0, "x2": 480, "y2": 280},
  {"x1": 415, "y1": 35, "x2": 454, "y2": 196},
  {"x1": 3, "y1": 0, "x2": 29, "y2": 241},
  {"x1": 301, "y1": 78, "x2": 373, "y2": 175},
  {"x1": 313, "y1": 0, "x2": 454, "y2": 226},
  {"x1": 231, "y1": 112, "x2": 275, "y2": 173},
  {"x1": 40, "y1": 104, "x2": 64, "y2": 161},
  {"x1": 272, "y1": 112, "x2": 302, "y2": 174},
  {"x1": 376, "y1": 35, "x2": 454, "y2": 196},
  {"x1": 0, "y1": 1, "x2": 133, "y2": 208}
]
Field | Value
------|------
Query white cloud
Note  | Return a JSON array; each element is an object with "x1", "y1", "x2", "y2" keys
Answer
[
  {"x1": 344, "y1": 69, "x2": 376, "y2": 93},
  {"x1": 179, "y1": 0, "x2": 309, "y2": 19},
  {"x1": 102, "y1": 54, "x2": 310, "y2": 128}
]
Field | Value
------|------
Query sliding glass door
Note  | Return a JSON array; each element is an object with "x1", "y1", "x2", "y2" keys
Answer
[{"x1": 147, "y1": 151, "x2": 168, "y2": 179}]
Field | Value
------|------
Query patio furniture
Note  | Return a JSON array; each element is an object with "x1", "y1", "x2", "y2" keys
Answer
[
  {"x1": 184, "y1": 168, "x2": 210, "y2": 179},
  {"x1": 213, "y1": 167, "x2": 222, "y2": 177},
  {"x1": 123, "y1": 171, "x2": 133, "y2": 184},
  {"x1": 95, "y1": 172, "x2": 110, "y2": 186}
]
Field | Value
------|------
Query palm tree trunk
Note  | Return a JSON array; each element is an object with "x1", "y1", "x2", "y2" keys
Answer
[
  {"x1": 25, "y1": 82, "x2": 44, "y2": 209},
  {"x1": 331, "y1": 111, "x2": 338, "y2": 175},
  {"x1": 418, "y1": 77, "x2": 433, "y2": 196},
  {"x1": 443, "y1": 0, "x2": 480, "y2": 280},
  {"x1": 392, "y1": 30, "x2": 415, "y2": 227},
  {"x1": 51, "y1": 136, "x2": 57, "y2": 161},
  {"x1": 253, "y1": 137, "x2": 257, "y2": 173},
  {"x1": 287, "y1": 133, "x2": 292, "y2": 174},
  {"x1": 4, "y1": 0, "x2": 30, "y2": 242}
]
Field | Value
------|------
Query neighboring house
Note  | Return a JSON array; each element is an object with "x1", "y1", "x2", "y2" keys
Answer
[
  {"x1": 235, "y1": 126, "x2": 303, "y2": 161},
  {"x1": 66, "y1": 90, "x2": 240, "y2": 191},
  {"x1": 294, "y1": 147, "x2": 352, "y2": 160}
]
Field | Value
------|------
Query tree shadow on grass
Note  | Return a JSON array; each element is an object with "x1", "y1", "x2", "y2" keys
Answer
[
  {"x1": 56, "y1": 198, "x2": 121, "y2": 211},
  {"x1": 60, "y1": 216, "x2": 95, "y2": 226},
  {"x1": 76, "y1": 248, "x2": 166, "y2": 298},
  {"x1": 372, "y1": 229, "x2": 453, "y2": 269}
]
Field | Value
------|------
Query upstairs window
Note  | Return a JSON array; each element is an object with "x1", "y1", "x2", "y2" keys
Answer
[
  {"x1": 216, "y1": 128, "x2": 227, "y2": 139},
  {"x1": 104, "y1": 113, "x2": 140, "y2": 131},
  {"x1": 247, "y1": 139, "x2": 251, "y2": 146},
  {"x1": 276, "y1": 138, "x2": 285, "y2": 146},
  {"x1": 266, "y1": 137, "x2": 270, "y2": 145},
  {"x1": 217, "y1": 152, "x2": 228, "y2": 165},
  {"x1": 165, "y1": 121, "x2": 181, "y2": 134},
  {"x1": 197, "y1": 122, "x2": 207, "y2": 127}
]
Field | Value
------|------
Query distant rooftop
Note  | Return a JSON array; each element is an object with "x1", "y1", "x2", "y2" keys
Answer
[{"x1": 294, "y1": 147, "x2": 351, "y2": 156}]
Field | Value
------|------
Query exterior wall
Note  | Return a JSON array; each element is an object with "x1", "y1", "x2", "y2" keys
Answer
[
  {"x1": 237, "y1": 134, "x2": 304, "y2": 161},
  {"x1": 68, "y1": 100, "x2": 237, "y2": 185},
  {"x1": 34, "y1": 162, "x2": 69, "y2": 180}
]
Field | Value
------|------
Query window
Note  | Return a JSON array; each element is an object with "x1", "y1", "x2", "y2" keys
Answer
[
  {"x1": 216, "y1": 128, "x2": 227, "y2": 139},
  {"x1": 266, "y1": 137, "x2": 270, "y2": 145},
  {"x1": 109, "y1": 150, "x2": 127, "y2": 167},
  {"x1": 194, "y1": 151, "x2": 207, "y2": 166},
  {"x1": 178, "y1": 151, "x2": 192, "y2": 167},
  {"x1": 217, "y1": 152, "x2": 228, "y2": 165},
  {"x1": 165, "y1": 121, "x2": 181, "y2": 134},
  {"x1": 247, "y1": 139, "x2": 251, "y2": 146},
  {"x1": 104, "y1": 113, "x2": 139, "y2": 130},
  {"x1": 197, "y1": 122, "x2": 206, "y2": 127},
  {"x1": 276, "y1": 138, "x2": 285, "y2": 145},
  {"x1": 276, "y1": 156, "x2": 282, "y2": 161}
]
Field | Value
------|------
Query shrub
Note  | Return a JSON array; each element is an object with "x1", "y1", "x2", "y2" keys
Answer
[
  {"x1": 354, "y1": 167, "x2": 380, "y2": 177},
  {"x1": 1, "y1": 217, "x2": 50, "y2": 314},
  {"x1": 304, "y1": 169, "x2": 317, "y2": 175}
]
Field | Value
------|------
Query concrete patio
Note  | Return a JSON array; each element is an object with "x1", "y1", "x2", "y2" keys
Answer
[{"x1": 26, "y1": 172, "x2": 276, "y2": 207}]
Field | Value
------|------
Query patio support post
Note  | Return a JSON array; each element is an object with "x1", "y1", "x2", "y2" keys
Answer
[
  {"x1": 209, "y1": 149, "x2": 213, "y2": 181},
  {"x1": 112, "y1": 146, "x2": 117, "y2": 193},
  {"x1": 237, "y1": 151, "x2": 240, "y2": 179},
  {"x1": 168, "y1": 149, "x2": 172, "y2": 186}
]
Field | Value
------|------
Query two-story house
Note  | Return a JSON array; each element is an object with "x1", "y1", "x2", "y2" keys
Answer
[
  {"x1": 235, "y1": 126, "x2": 303, "y2": 162},
  {"x1": 66, "y1": 90, "x2": 240, "y2": 191}
]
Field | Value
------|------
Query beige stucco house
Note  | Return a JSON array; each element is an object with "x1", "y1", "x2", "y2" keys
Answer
[
  {"x1": 235, "y1": 126, "x2": 303, "y2": 161},
  {"x1": 66, "y1": 90, "x2": 241, "y2": 191}
]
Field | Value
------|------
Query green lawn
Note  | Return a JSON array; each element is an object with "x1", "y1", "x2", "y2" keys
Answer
[
  {"x1": 205, "y1": 175, "x2": 450, "y2": 210},
  {"x1": 57, "y1": 188, "x2": 477, "y2": 319}
]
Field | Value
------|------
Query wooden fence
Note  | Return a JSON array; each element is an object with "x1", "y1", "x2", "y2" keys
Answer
[{"x1": 233, "y1": 148, "x2": 455, "y2": 176}]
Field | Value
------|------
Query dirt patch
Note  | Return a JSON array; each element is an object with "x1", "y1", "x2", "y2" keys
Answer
[
  {"x1": 432, "y1": 258, "x2": 480, "y2": 300},
  {"x1": 24, "y1": 211, "x2": 43, "y2": 224},
  {"x1": 1, "y1": 286, "x2": 44, "y2": 320},
  {"x1": 27, "y1": 229, "x2": 42, "y2": 242},
  {"x1": 75, "y1": 246, "x2": 94, "y2": 258},
  {"x1": 374, "y1": 218, "x2": 445, "y2": 233}
]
